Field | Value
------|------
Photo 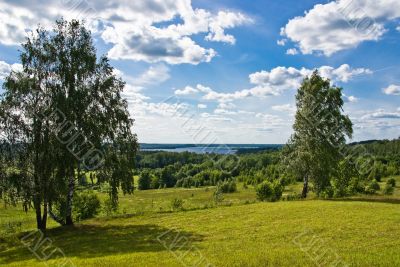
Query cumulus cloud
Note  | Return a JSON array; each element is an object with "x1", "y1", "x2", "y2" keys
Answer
[
  {"x1": 174, "y1": 84, "x2": 213, "y2": 95},
  {"x1": 185, "y1": 64, "x2": 371, "y2": 103},
  {"x1": 0, "y1": 60, "x2": 22, "y2": 80},
  {"x1": 197, "y1": 104, "x2": 207, "y2": 109},
  {"x1": 383, "y1": 84, "x2": 400, "y2": 95},
  {"x1": 281, "y1": 0, "x2": 400, "y2": 56},
  {"x1": 0, "y1": 0, "x2": 251, "y2": 65}
]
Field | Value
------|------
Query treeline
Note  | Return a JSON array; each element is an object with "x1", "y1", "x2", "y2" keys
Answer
[
  {"x1": 136, "y1": 150, "x2": 284, "y2": 190},
  {"x1": 136, "y1": 138, "x2": 400, "y2": 199}
]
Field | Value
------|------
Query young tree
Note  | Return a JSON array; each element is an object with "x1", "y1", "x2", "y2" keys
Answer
[
  {"x1": 283, "y1": 71, "x2": 353, "y2": 198},
  {"x1": 0, "y1": 20, "x2": 137, "y2": 230},
  {"x1": 138, "y1": 170, "x2": 152, "y2": 190}
]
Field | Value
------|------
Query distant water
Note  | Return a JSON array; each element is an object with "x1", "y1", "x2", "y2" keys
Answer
[
  {"x1": 140, "y1": 144, "x2": 282, "y2": 155},
  {"x1": 143, "y1": 147, "x2": 237, "y2": 154}
]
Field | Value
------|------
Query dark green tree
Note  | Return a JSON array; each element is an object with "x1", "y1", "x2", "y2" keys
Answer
[
  {"x1": 283, "y1": 71, "x2": 353, "y2": 198},
  {"x1": 138, "y1": 170, "x2": 152, "y2": 190}
]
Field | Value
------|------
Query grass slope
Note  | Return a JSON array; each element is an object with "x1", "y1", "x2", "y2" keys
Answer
[{"x1": 1, "y1": 200, "x2": 400, "y2": 267}]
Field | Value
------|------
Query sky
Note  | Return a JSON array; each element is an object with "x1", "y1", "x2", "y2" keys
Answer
[{"x1": 0, "y1": 0, "x2": 399, "y2": 144}]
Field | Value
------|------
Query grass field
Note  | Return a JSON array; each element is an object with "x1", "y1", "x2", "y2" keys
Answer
[{"x1": 1, "y1": 177, "x2": 399, "y2": 267}]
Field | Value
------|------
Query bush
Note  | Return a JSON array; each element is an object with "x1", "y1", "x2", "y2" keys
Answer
[
  {"x1": 387, "y1": 178, "x2": 396, "y2": 187},
  {"x1": 284, "y1": 193, "x2": 302, "y2": 201},
  {"x1": 256, "y1": 181, "x2": 283, "y2": 202},
  {"x1": 73, "y1": 191, "x2": 101, "y2": 221},
  {"x1": 218, "y1": 180, "x2": 237, "y2": 193},
  {"x1": 103, "y1": 198, "x2": 118, "y2": 216},
  {"x1": 364, "y1": 179, "x2": 380, "y2": 195},
  {"x1": 383, "y1": 184, "x2": 394, "y2": 195},
  {"x1": 138, "y1": 170, "x2": 151, "y2": 190},
  {"x1": 320, "y1": 186, "x2": 334, "y2": 199},
  {"x1": 171, "y1": 198, "x2": 184, "y2": 211}
]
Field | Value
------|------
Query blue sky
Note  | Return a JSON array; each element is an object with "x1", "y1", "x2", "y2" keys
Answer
[{"x1": 0, "y1": 0, "x2": 399, "y2": 144}]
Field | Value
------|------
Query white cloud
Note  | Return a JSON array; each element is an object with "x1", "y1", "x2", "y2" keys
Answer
[
  {"x1": 286, "y1": 48, "x2": 298, "y2": 55},
  {"x1": 272, "y1": 104, "x2": 296, "y2": 113},
  {"x1": 187, "y1": 64, "x2": 371, "y2": 103},
  {"x1": 361, "y1": 108, "x2": 400, "y2": 119},
  {"x1": 318, "y1": 64, "x2": 372, "y2": 82},
  {"x1": 0, "y1": 60, "x2": 22, "y2": 80},
  {"x1": 343, "y1": 95, "x2": 359, "y2": 103},
  {"x1": 175, "y1": 86, "x2": 199, "y2": 95},
  {"x1": 197, "y1": 104, "x2": 207, "y2": 109},
  {"x1": 174, "y1": 84, "x2": 212, "y2": 95},
  {"x1": 0, "y1": 0, "x2": 252, "y2": 65},
  {"x1": 383, "y1": 84, "x2": 400, "y2": 95},
  {"x1": 277, "y1": 39, "x2": 286, "y2": 46},
  {"x1": 205, "y1": 11, "x2": 253, "y2": 44},
  {"x1": 281, "y1": 0, "x2": 400, "y2": 56}
]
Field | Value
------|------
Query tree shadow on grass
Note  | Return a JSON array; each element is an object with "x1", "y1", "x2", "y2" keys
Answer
[{"x1": 0, "y1": 223, "x2": 204, "y2": 264}]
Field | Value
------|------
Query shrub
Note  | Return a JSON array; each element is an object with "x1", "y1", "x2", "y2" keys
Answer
[
  {"x1": 284, "y1": 193, "x2": 302, "y2": 201},
  {"x1": 218, "y1": 180, "x2": 237, "y2": 193},
  {"x1": 320, "y1": 186, "x2": 334, "y2": 199},
  {"x1": 171, "y1": 198, "x2": 184, "y2": 211},
  {"x1": 387, "y1": 178, "x2": 396, "y2": 187},
  {"x1": 364, "y1": 179, "x2": 380, "y2": 195},
  {"x1": 103, "y1": 198, "x2": 118, "y2": 216},
  {"x1": 348, "y1": 176, "x2": 364, "y2": 195},
  {"x1": 256, "y1": 181, "x2": 283, "y2": 202},
  {"x1": 138, "y1": 170, "x2": 151, "y2": 190},
  {"x1": 383, "y1": 184, "x2": 394, "y2": 195},
  {"x1": 73, "y1": 191, "x2": 101, "y2": 221}
]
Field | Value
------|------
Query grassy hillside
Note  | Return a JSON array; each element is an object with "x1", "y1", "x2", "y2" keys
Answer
[{"x1": 1, "y1": 178, "x2": 400, "y2": 267}]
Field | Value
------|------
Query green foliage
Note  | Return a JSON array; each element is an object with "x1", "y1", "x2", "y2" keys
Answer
[
  {"x1": 256, "y1": 181, "x2": 283, "y2": 202},
  {"x1": 331, "y1": 160, "x2": 358, "y2": 197},
  {"x1": 213, "y1": 187, "x2": 224, "y2": 204},
  {"x1": 364, "y1": 180, "x2": 380, "y2": 194},
  {"x1": 138, "y1": 170, "x2": 151, "y2": 190},
  {"x1": 283, "y1": 71, "x2": 353, "y2": 198},
  {"x1": 217, "y1": 180, "x2": 237, "y2": 193},
  {"x1": 0, "y1": 19, "x2": 137, "y2": 230},
  {"x1": 387, "y1": 178, "x2": 396, "y2": 187},
  {"x1": 103, "y1": 198, "x2": 118, "y2": 216},
  {"x1": 382, "y1": 184, "x2": 394, "y2": 195},
  {"x1": 73, "y1": 191, "x2": 101, "y2": 221},
  {"x1": 284, "y1": 193, "x2": 302, "y2": 201}
]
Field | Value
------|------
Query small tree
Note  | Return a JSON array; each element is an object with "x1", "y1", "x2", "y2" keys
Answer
[
  {"x1": 256, "y1": 181, "x2": 282, "y2": 202},
  {"x1": 138, "y1": 170, "x2": 151, "y2": 190}
]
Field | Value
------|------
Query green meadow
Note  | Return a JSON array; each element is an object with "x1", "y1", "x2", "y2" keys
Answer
[{"x1": 1, "y1": 177, "x2": 400, "y2": 267}]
